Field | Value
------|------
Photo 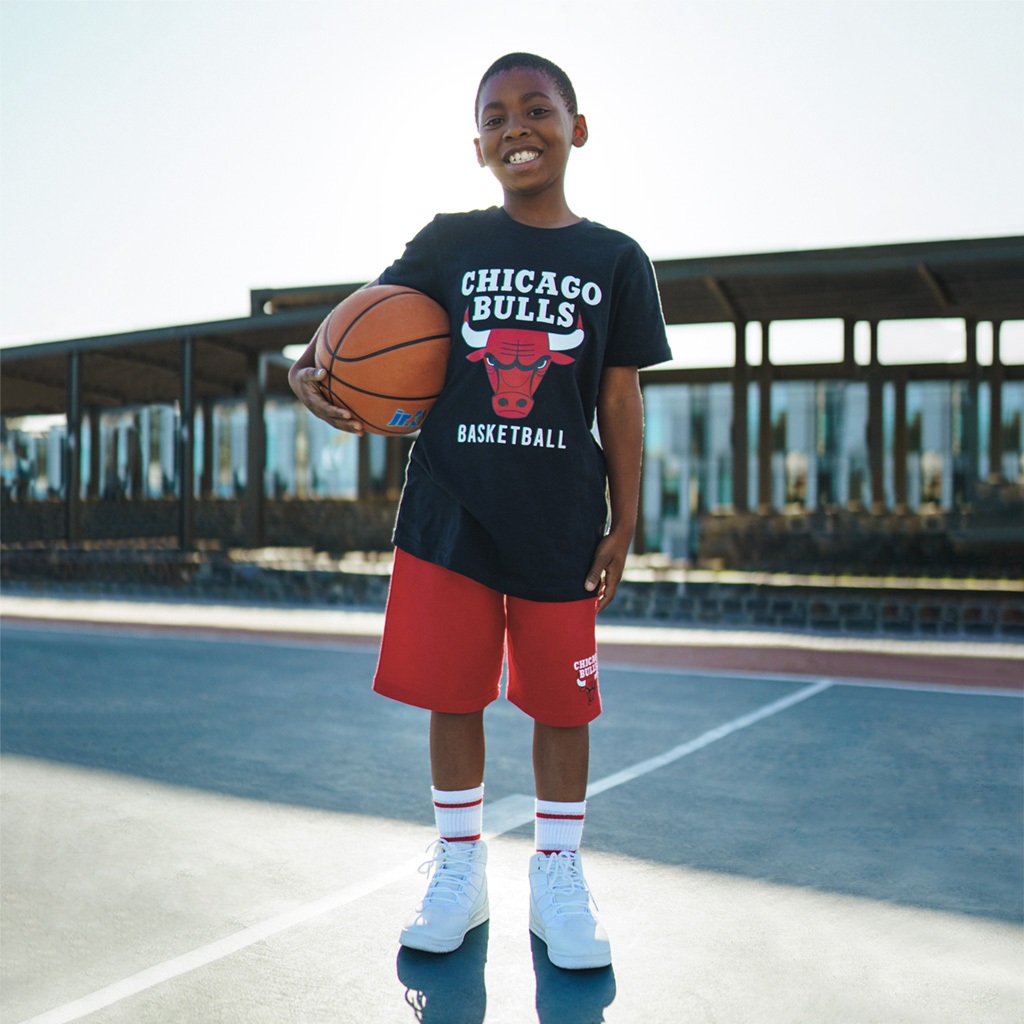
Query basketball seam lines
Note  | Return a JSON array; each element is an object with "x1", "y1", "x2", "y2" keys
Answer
[
  {"x1": 322, "y1": 378, "x2": 443, "y2": 402},
  {"x1": 329, "y1": 332, "x2": 450, "y2": 362},
  {"x1": 325, "y1": 290, "x2": 438, "y2": 359}
]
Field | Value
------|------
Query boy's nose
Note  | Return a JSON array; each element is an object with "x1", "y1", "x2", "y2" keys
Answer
[{"x1": 503, "y1": 118, "x2": 530, "y2": 138}]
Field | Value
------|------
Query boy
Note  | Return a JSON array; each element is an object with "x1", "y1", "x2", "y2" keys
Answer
[{"x1": 289, "y1": 53, "x2": 670, "y2": 970}]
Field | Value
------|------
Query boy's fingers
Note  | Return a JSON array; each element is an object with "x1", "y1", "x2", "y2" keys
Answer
[
  {"x1": 596, "y1": 564, "x2": 622, "y2": 611},
  {"x1": 294, "y1": 369, "x2": 365, "y2": 434},
  {"x1": 584, "y1": 553, "x2": 608, "y2": 592}
]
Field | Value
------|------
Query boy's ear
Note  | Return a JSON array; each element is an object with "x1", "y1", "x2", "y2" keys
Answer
[
  {"x1": 572, "y1": 114, "x2": 588, "y2": 148},
  {"x1": 474, "y1": 137, "x2": 485, "y2": 167}
]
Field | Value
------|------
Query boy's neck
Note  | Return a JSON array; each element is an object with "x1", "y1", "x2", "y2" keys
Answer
[{"x1": 502, "y1": 193, "x2": 581, "y2": 229}]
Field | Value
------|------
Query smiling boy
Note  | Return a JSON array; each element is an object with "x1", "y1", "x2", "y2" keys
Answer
[{"x1": 290, "y1": 52, "x2": 670, "y2": 970}]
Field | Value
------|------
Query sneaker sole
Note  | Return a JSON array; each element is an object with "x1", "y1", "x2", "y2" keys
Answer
[
  {"x1": 399, "y1": 900, "x2": 490, "y2": 954},
  {"x1": 529, "y1": 910, "x2": 612, "y2": 970}
]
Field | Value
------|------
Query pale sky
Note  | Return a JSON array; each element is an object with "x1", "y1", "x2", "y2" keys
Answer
[{"x1": 2, "y1": 0, "x2": 1022, "y2": 359}]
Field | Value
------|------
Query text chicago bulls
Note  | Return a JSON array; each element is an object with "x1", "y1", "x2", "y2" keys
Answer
[{"x1": 462, "y1": 267, "x2": 603, "y2": 329}]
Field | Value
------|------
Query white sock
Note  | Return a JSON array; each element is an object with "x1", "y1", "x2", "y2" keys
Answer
[
  {"x1": 535, "y1": 799, "x2": 586, "y2": 853},
  {"x1": 432, "y1": 785, "x2": 484, "y2": 842}
]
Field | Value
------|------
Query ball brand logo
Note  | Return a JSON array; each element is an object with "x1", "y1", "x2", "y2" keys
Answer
[{"x1": 387, "y1": 408, "x2": 426, "y2": 430}]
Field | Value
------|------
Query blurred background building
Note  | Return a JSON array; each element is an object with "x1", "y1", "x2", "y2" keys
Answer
[{"x1": 3, "y1": 237, "x2": 1023, "y2": 580}]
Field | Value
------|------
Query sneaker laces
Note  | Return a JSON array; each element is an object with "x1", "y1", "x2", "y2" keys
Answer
[
  {"x1": 541, "y1": 851, "x2": 597, "y2": 918},
  {"x1": 418, "y1": 839, "x2": 478, "y2": 908}
]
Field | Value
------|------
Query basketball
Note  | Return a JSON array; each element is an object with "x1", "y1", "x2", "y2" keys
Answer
[{"x1": 313, "y1": 285, "x2": 451, "y2": 435}]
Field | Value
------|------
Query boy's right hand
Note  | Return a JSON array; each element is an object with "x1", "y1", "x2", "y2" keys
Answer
[{"x1": 289, "y1": 364, "x2": 366, "y2": 436}]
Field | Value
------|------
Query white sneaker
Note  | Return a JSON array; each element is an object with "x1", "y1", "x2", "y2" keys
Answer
[
  {"x1": 529, "y1": 850, "x2": 611, "y2": 969},
  {"x1": 400, "y1": 839, "x2": 489, "y2": 953}
]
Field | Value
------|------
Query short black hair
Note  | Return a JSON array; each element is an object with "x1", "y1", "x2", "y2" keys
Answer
[{"x1": 475, "y1": 53, "x2": 578, "y2": 124}]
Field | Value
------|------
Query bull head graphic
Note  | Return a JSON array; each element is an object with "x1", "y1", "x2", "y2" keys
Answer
[{"x1": 462, "y1": 311, "x2": 584, "y2": 419}]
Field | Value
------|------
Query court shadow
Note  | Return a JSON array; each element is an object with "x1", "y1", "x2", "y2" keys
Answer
[
  {"x1": 4, "y1": 625, "x2": 1020, "y2": 924},
  {"x1": 395, "y1": 922, "x2": 489, "y2": 1023},
  {"x1": 530, "y1": 932, "x2": 616, "y2": 1024}
]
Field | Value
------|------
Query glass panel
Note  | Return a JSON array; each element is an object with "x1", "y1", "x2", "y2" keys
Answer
[
  {"x1": 877, "y1": 319, "x2": 966, "y2": 364},
  {"x1": 1000, "y1": 321, "x2": 1024, "y2": 365},
  {"x1": 664, "y1": 322, "x2": 735, "y2": 368},
  {"x1": 768, "y1": 319, "x2": 843, "y2": 365}
]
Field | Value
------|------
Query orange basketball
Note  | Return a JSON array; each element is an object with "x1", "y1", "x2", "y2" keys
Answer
[{"x1": 313, "y1": 285, "x2": 450, "y2": 435}]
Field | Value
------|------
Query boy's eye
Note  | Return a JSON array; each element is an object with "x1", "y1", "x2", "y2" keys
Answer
[
  {"x1": 483, "y1": 116, "x2": 504, "y2": 129},
  {"x1": 528, "y1": 106, "x2": 550, "y2": 117}
]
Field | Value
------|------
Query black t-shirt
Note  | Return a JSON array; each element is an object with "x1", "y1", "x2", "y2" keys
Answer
[{"x1": 378, "y1": 207, "x2": 671, "y2": 602}]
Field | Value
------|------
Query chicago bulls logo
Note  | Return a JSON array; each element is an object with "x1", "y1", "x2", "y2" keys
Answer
[
  {"x1": 461, "y1": 311, "x2": 584, "y2": 419},
  {"x1": 577, "y1": 674, "x2": 598, "y2": 704},
  {"x1": 574, "y1": 653, "x2": 598, "y2": 704}
]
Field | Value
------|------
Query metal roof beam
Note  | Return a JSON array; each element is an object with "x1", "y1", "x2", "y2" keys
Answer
[
  {"x1": 915, "y1": 262, "x2": 956, "y2": 312},
  {"x1": 703, "y1": 276, "x2": 744, "y2": 323}
]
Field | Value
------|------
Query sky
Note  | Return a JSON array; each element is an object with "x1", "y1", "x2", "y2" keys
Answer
[{"x1": 1, "y1": 0, "x2": 1023, "y2": 362}]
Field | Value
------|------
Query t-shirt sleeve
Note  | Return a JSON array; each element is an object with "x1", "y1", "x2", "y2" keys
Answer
[
  {"x1": 377, "y1": 216, "x2": 446, "y2": 303},
  {"x1": 603, "y1": 246, "x2": 672, "y2": 369}
]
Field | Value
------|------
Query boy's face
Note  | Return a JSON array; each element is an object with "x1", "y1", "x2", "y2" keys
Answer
[{"x1": 474, "y1": 68, "x2": 587, "y2": 201}]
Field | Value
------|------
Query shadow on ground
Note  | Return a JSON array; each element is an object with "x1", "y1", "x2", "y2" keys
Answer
[{"x1": 2, "y1": 624, "x2": 1021, "y2": 925}]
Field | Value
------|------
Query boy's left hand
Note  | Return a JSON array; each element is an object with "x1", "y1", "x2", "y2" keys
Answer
[{"x1": 585, "y1": 531, "x2": 631, "y2": 612}]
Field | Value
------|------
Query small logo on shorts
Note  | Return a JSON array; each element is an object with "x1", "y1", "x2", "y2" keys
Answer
[{"x1": 574, "y1": 653, "x2": 599, "y2": 704}]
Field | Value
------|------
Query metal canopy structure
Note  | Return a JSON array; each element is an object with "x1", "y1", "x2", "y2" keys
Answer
[
  {"x1": 0, "y1": 308, "x2": 331, "y2": 418},
  {"x1": 2, "y1": 235, "x2": 1023, "y2": 419},
  {"x1": 2, "y1": 235, "x2": 1022, "y2": 551},
  {"x1": 652, "y1": 235, "x2": 1024, "y2": 326}
]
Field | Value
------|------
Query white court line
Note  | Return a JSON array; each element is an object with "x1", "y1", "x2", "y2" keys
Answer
[
  {"x1": 15, "y1": 679, "x2": 831, "y2": 1024},
  {"x1": 588, "y1": 679, "x2": 834, "y2": 796},
  {"x1": 598, "y1": 660, "x2": 1024, "y2": 698}
]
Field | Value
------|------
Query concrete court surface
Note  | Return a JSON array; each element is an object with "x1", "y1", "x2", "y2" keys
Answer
[{"x1": 1, "y1": 594, "x2": 1022, "y2": 1024}]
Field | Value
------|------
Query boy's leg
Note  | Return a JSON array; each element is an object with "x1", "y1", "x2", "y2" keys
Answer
[
  {"x1": 528, "y1": 725, "x2": 610, "y2": 970},
  {"x1": 401, "y1": 709, "x2": 490, "y2": 956},
  {"x1": 400, "y1": 712, "x2": 490, "y2": 955},
  {"x1": 431, "y1": 710, "x2": 486, "y2": 791},
  {"x1": 533, "y1": 721, "x2": 588, "y2": 802},
  {"x1": 505, "y1": 595, "x2": 610, "y2": 969},
  {"x1": 377, "y1": 552, "x2": 504, "y2": 955},
  {"x1": 534, "y1": 722, "x2": 588, "y2": 852}
]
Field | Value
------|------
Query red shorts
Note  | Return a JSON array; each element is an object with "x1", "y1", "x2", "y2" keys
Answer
[{"x1": 373, "y1": 549, "x2": 601, "y2": 727}]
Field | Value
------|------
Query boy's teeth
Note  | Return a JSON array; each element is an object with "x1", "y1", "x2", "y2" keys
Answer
[{"x1": 508, "y1": 150, "x2": 539, "y2": 164}]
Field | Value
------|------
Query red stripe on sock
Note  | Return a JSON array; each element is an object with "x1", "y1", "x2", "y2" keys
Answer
[
  {"x1": 433, "y1": 799, "x2": 483, "y2": 809},
  {"x1": 536, "y1": 812, "x2": 585, "y2": 820},
  {"x1": 537, "y1": 848, "x2": 578, "y2": 854},
  {"x1": 442, "y1": 834, "x2": 481, "y2": 842}
]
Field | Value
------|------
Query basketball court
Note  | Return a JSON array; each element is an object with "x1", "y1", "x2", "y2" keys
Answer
[{"x1": 1, "y1": 594, "x2": 1021, "y2": 1024}]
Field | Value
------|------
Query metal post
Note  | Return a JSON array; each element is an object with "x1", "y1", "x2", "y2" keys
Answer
[
  {"x1": 893, "y1": 375, "x2": 908, "y2": 512},
  {"x1": 989, "y1": 321, "x2": 1004, "y2": 483},
  {"x1": 842, "y1": 318, "x2": 856, "y2": 371},
  {"x1": 179, "y1": 333, "x2": 196, "y2": 549},
  {"x1": 87, "y1": 408, "x2": 101, "y2": 500},
  {"x1": 65, "y1": 351, "x2": 83, "y2": 543},
  {"x1": 867, "y1": 321, "x2": 885, "y2": 512},
  {"x1": 244, "y1": 351, "x2": 266, "y2": 548},
  {"x1": 731, "y1": 320, "x2": 749, "y2": 512},
  {"x1": 200, "y1": 399, "x2": 215, "y2": 498},
  {"x1": 756, "y1": 322, "x2": 773, "y2": 513},
  {"x1": 962, "y1": 318, "x2": 979, "y2": 506}
]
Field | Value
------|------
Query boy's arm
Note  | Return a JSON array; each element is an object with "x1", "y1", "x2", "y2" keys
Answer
[
  {"x1": 288, "y1": 338, "x2": 365, "y2": 435},
  {"x1": 586, "y1": 365, "x2": 644, "y2": 612}
]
